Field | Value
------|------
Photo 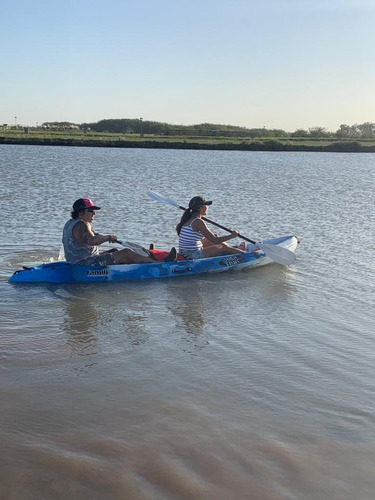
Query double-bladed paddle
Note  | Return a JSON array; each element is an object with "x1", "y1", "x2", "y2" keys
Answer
[
  {"x1": 116, "y1": 240, "x2": 151, "y2": 257},
  {"x1": 147, "y1": 188, "x2": 296, "y2": 266}
]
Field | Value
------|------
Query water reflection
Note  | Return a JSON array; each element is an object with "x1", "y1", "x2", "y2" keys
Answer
[
  {"x1": 61, "y1": 294, "x2": 100, "y2": 358},
  {"x1": 119, "y1": 311, "x2": 149, "y2": 346},
  {"x1": 59, "y1": 284, "x2": 155, "y2": 359},
  {"x1": 94, "y1": 293, "x2": 150, "y2": 347},
  {"x1": 167, "y1": 281, "x2": 209, "y2": 355}
]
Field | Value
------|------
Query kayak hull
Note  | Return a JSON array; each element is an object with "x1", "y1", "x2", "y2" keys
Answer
[{"x1": 9, "y1": 235, "x2": 298, "y2": 284}]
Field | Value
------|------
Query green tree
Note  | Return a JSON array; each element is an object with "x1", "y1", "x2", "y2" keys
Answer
[
  {"x1": 308, "y1": 127, "x2": 330, "y2": 138},
  {"x1": 291, "y1": 129, "x2": 309, "y2": 137},
  {"x1": 357, "y1": 122, "x2": 375, "y2": 138}
]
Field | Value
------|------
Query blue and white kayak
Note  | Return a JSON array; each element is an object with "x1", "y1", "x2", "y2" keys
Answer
[{"x1": 8, "y1": 235, "x2": 298, "y2": 284}]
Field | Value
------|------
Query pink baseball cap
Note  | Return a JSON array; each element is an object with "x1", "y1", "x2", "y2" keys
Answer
[{"x1": 72, "y1": 198, "x2": 101, "y2": 212}]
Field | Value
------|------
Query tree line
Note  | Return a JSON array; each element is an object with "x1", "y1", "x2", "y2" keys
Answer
[{"x1": 40, "y1": 119, "x2": 375, "y2": 139}]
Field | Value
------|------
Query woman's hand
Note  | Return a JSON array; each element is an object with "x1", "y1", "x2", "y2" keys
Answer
[
  {"x1": 229, "y1": 230, "x2": 239, "y2": 239},
  {"x1": 107, "y1": 234, "x2": 118, "y2": 243}
]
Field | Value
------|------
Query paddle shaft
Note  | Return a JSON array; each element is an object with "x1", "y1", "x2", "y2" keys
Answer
[{"x1": 176, "y1": 204, "x2": 256, "y2": 244}]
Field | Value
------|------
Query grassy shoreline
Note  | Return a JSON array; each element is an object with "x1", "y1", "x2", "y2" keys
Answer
[{"x1": 1, "y1": 130, "x2": 375, "y2": 152}]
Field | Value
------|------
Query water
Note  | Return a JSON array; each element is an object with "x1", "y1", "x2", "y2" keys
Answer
[{"x1": 1, "y1": 145, "x2": 374, "y2": 499}]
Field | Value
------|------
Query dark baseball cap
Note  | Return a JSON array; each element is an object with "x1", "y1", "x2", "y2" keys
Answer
[
  {"x1": 189, "y1": 196, "x2": 212, "y2": 211},
  {"x1": 72, "y1": 198, "x2": 101, "y2": 212}
]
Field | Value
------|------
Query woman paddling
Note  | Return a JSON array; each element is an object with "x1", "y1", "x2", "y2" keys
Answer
[
  {"x1": 176, "y1": 196, "x2": 246, "y2": 259},
  {"x1": 63, "y1": 198, "x2": 177, "y2": 265}
]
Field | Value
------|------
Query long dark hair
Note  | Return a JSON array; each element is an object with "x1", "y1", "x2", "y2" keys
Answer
[{"x1": 176, "y1": 208, "x2": 199, "y2": 235}]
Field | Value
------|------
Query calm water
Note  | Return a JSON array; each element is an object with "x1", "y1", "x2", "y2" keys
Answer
[{"x1": 1, "y1": 145, "x2": 374, "y2": 499}]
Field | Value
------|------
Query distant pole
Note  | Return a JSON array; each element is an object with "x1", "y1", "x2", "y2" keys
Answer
[
  {"x1": 140, "y1": 117, "x2": 144, "y2": 138},
  {"x1": 15, "y1": 116, "x2": 17, "y2": 127}
]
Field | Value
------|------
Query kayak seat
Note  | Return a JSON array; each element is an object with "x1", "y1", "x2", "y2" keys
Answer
[{"x1": 150, "y1": 249, "x2": 186, "y2": 261}]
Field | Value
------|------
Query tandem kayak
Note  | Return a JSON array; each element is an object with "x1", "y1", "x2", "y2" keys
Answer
[{"x1": 8, "y1": 235, "x2": 298, "y2": 284}]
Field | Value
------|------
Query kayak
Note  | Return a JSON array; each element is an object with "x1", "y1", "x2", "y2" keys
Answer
[
  {"x1": 9, "y1": 235, "x2": 298, "y2": 284},
  {"x1": 8, "y1": 235, "x2": 298, "y2": 284}
]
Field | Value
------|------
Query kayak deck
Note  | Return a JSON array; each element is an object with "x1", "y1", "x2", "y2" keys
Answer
[{"x1": 9, "y1": 235, "x2": 299, "y2": 284}]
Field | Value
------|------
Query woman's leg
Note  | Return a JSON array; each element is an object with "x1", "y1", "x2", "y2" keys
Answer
[
  {"x1": 113, "y1": 247, "x2": 177, "y2": 264},
  {"x1": 203, "y1": 243, "x2": 245, "y2": 258},
  {"x1": 113, "y1": 248, "x2": 155, "y2": 264}
]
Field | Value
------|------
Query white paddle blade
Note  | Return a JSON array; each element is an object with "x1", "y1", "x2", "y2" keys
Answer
[
  {"x1": 258, "y1": 242, "x2": 296, "y2": 265},
  {"x1": 148, "y1": 189, "x2": 181, "y2": 208},
  {"x1": 57, "y1": 244, "x2": 65, "y2": 261},
  {"x1": 120, "y1": 240, "x2": 150, "y2": 257}
]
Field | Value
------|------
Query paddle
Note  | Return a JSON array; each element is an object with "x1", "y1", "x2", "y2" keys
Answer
[
  {"x1": 115, "y1": 240, "x2": 151, "y2": 257},
  {"x1": 147, "y1": 188, "x2": 296, "y2": 266},
  {"x1": 93, "y1": 233, "x2": 152, "y2": 257}
]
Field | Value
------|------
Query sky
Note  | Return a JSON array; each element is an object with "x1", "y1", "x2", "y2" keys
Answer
[{"x1": 2, "y1": 0, "x2": 374, "y2": 132}]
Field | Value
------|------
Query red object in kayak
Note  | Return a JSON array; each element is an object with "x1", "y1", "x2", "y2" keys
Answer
[{"x1": 150, "y1": 249, "x2": 186, "y2": 261}]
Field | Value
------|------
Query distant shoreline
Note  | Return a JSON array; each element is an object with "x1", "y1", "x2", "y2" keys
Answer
[{"x1": 1, "y1": 135, "x2": 375, "y2": 153}]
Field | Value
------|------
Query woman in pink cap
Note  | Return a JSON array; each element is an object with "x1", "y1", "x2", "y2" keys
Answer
[{"x1": 62, "y1": 198, "x2": 176, "y2": 265}]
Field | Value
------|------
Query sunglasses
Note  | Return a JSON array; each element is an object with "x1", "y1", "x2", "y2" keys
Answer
[{"x1": 86, "y1": 207, "x2": 96, "y2": 213}]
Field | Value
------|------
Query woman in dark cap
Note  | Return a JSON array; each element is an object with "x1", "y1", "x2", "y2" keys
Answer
[{"x1": 176, "y1": 196, "x2": 245, "y2": 259}]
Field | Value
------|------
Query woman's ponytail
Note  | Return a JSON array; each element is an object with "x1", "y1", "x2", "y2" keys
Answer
[{"x1": 176, "y1": 208, "x2": 193, "y2": 235}]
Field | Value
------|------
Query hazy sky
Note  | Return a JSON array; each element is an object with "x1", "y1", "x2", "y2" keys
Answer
[{"x1": 2, "y1": 0, "x2": 374, "y2": 132}]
